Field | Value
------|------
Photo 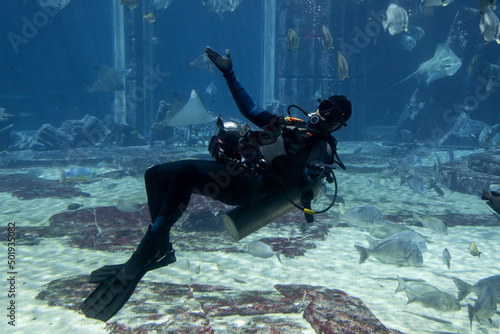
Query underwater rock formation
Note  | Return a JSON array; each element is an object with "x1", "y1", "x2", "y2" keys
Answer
[{"x1": 37, "y1": 277, "x2": 400, "y2": 333}]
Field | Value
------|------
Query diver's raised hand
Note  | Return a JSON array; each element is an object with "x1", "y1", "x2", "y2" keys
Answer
[{"x1": 205, "y1": 46, "x2": 233, "y2": 74}]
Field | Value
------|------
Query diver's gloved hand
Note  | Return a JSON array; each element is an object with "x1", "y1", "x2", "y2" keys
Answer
[{"x1": 205, "y1": 46, "x2": 233, "y2": 74}]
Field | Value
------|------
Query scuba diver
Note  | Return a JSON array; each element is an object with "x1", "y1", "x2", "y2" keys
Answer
[{"x1": 79, "y1": 46, "x2": 352, "y2": 322}]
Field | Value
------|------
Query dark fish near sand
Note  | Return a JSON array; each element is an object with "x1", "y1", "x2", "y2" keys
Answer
[
  {"x1": 67, "y1": 203, "x2": 83, "y2": 210},
  {"x1": 382, "y1": 3, "x2": 408, "y2": 36},
  {"x1": 468, "y1": 283, "x2": 497, "y2": 330},
  {"x1": 468, "y1": 241, "x2": 483, "y2": 258},
  {"x1": 406, "y1": 290, "x2": 461, "y2": 312},
  {"x1": 482, "y1": 190, "x2": 500, "y2": 215},
  {"x1": 287, "y1": 29, "x2": 299, "y2": 50},
  {"x1": 322, "y1": 25, "x2": 334, "y2": 50},
  {"x1": 337, "y1": 51, "x2": 349, "y2": 82},
  {"x1": 355, "y1": 236, "x2": 423, "y2": 266},
  {"x1": 442, "y1": 248, "x2": 451, "y2": 269},
  {"x1": 453, "y1": 275, "x2": 500, "y2": 302}
]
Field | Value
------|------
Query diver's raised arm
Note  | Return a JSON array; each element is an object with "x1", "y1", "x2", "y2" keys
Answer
[{"x1": 205, "y1": 46, "x2": 273, "y2": 127}]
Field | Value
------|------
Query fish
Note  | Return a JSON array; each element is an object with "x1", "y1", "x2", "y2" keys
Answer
[
  {"x1": 402, "y1": 310, "x2": 452, "y2": 325},
  {"x1": 121, "y1": 0, "x2": 138, "y2": 10},
  {"x1": 322, "y1": 25, "x2": 334, "y2": 50},
  {"x1": 369, "y1": 221, "x2": 411, "y2": 239},
  {"x1": 423, "y1": 0, "x2": 455, "y2": 7},
  {"x1": 337, "y1": 51, "x2": 349, "y2": 82},
  {"x1": 142, "y1": 13, "x2": 156, "y2": 23},
  {"x1": 383, "y1": 230, "x2": 428, "y2": 252},
  {"x1": 479, "y1": 124, "x2": 500, "y2": 149},
  {"x1": 412, "y1": 213, "x2": 448, "y2": 234},
  {"x1": 390, "y1": 154, "x2": 423, "y2": 178},
  {"x1": 406, "y1": 290, "x2": 461, "y2": 311},
  {"x1": 87, "y1": 65, "x2": 131, "y2": 92},
  {"x1": 153, "y1": 0, "x2": 179, "y2": 9},
  {"x1": 287, "y1": 29, "x2": 299, "y2": 50},
  {"x1": 60, "y1": 167, "x2": 96, "y2": 182},
  {"x1": 479, "y1": 0, "x2": 497, "y2": 13},
  {"x1": 390, "y1": 43, "x2": 462, "y2": 89},
  {"x1": 114, "y1": 199, "x2": 145, "y2": 214},
  {"x1": 382, "y1": 3, "x2": 408, "y2": 36},
  {"x1": 442, "y1": 248, "x2": 451, "y2": 269},
  {"x1": 341, "y1": 205, "x2": 385, "y2": 229},
  {"x1": 482, "y1": 190, "x2": 500, "y2": 215},
  {"x1": 453, "y1": 275, "x2": 500, "y2": 302},
  {"x1": 163, "y1": 89, "x2": 215, "y2": 127},
  {"x1": 407, "y1": 25, "x2": 425, "y2": 41},
  {"x1": 185, "y1": 53, "x2": 213, "y2": 72},
  {"x1": 468, "y1": 284, "x2": 497, "y2": 330},
  {"x1": 201, "y1": 0, "x2": 244, "y2": 14},
  {"x1": 67, "y1": 203, "x2": 83, "y2": 210},
  {"x1": 244, "y1": 241, "x2": 282, "y2": 263},
  {"x1": 406, "y1": 175, "x2": 428, "y2": 194},
  {"x1": 396, "y1": 276, "x2": 440, "y2": 295},
  {"x1": 37, "y1": 0, "x2": 70, "y2": 9},
  {"x1": 205, "y1": 80, "x2": 217, "y2": 101},
  {"x1": 468, "y1": 241, "x2": 483, "y2": 258},
  {"x1": 479, "y1": 8, "x2": 500, "y2": 44},
  {"x1": 355, "y1": 236, "x2": 423, "y2": 266},
  {"x1": 400, "y1": 35, "x2": 416, "y2": 51}
]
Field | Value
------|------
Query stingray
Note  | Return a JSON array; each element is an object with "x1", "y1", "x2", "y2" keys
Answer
[
  {"x1": 164, "y1": 89, "x2": 215, "y2": 127},
  {"x1": 390, "y1": 43, "x2": 462, "y2": 89},
  {"x1": 87, "y1": 65, "x2": 131, "y2": 92}
]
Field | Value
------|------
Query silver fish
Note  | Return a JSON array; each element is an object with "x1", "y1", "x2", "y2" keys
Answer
[
  {"x1": 369, "y1": 221, "x2": 411, "y2": 239},
  {"x1": 453, "y1": 275, "x2": 500, "y2": 302},
  {"x1": 406, "y1": 175, "x2": 428, "y2": 194},
  {"x1": 114, "y1": 199, "x2": 145, "y2": 214},
  {"x1": 355, "y1": 236, "x2": 423, "y2": 266},
  {"x1": 479, "y1": 0, "x2": 497, "y2": 13},
  {"x1": 384, "y1": 230, "x2": 427, "y2": 252},
  {"x1": 400, "y1": 35, "x2": 416, "y2": 51},
  {"x1": 185, "y1": 53, "x2": 213, "y2": 72},
  {"x1": 382, "y1": 3, "x2": 408, "y2": 36},
  {"x1": 412, "y1": 212, "x2": 448, "y2": 234},
  {"x1": 468, "y1": 284, "x2": 497, "y2": 329},
  {"x1": 342, "y1": 205, "x2": 385, "y2": 229},
  {"x1": 407, "y1": 25, "x2": 425, "y2": 41},
  {"x1": 479, "y1": 8, "x2": 500, "y2": 44},
  {"x1": 337, "y1": 51, "x2": 349, "y2": 82},
  {"x1": 442, "y1": 248, "x2": 451, "y2": 269},
  {"x1": 205, "y1": 81, "x2": 217, "y2": 100},
  {"x1": 153, "y1": 0, "x2": 179, "y2": 10},
  {"x1": 37, "y1": 0, "x2": 70, "y2": 9},
  {"x1": 406, "y1": 290, "x2": 461, "y2": 312},
  {"x1": 396, "y1": 277, "x2": 439, "y2": 295},
  {"x1": 244, "y1": 241, "x2": 282, "y2": 263},
  {"x1": 322, "y1": 25, "x2": 334, "y2": 50},
  {"x1": 87, "y1": 65, "x2": 131, "y2": 92}
]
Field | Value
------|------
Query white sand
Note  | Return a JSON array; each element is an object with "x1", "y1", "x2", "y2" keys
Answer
[{"x1": 1, "y1": 145, "x2": 499, "y2": 334}]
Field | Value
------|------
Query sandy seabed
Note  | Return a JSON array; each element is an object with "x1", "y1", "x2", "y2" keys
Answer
[{"x1": 1, "y1": 142, "x2": 499, "y2": 334}]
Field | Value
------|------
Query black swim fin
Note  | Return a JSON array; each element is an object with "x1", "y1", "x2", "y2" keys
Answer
[{"x1": 80, "y1": 229, "x2": 176, "y2": 322}]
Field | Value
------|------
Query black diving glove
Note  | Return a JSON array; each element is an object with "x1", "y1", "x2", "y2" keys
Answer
[{"x1": 205, "y1": 46, "x2": 233, "y2": 74}]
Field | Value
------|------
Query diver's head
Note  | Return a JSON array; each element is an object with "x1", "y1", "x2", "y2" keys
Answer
[{"x1": 311, "y1": 95, "x2": 352, "y2": 132}]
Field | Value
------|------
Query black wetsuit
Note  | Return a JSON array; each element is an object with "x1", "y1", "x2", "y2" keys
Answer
[{"x1": 145, "y1": 70, "x2": 334, "y2": 236}]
